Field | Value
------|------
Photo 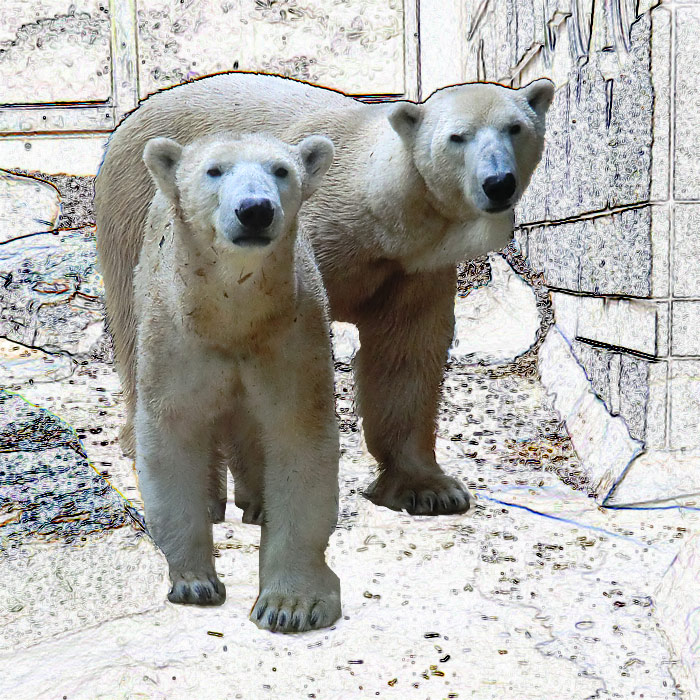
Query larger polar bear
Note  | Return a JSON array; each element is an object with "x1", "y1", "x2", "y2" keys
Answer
[
  {"x1": 95, "y1": 73, "x2": 554, "y2": 517},
  {"x1": 135, "y1": 131, "x2": 340, "y2": 632}
]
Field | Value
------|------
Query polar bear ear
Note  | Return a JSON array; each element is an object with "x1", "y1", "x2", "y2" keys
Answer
[
  {"x1": 143, "y1": 137, "x2": 184, "y2": 205},
  {"x1": 388, "y1": 102, "x2": 423, "y2": 144},
  {"x1": 297, "y1": 135, "x2": 335, "y2": 199},
  {"x1": 522, "y1": 78, "x2": 555, "y2": 122}
]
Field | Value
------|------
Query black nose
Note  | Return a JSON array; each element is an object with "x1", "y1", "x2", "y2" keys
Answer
[
  {"x1": 482, "y1": 172, "x2": 516, "y2": 203},
  {"x1": 235, "y1": 198, "x2": 275, "y2": 230}
]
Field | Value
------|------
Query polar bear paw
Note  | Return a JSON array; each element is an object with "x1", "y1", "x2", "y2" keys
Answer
[
  {"x1": 168, "y1": 573, "x2": 226, "y2": 606},
  {"x1": 251, "y1": 570, "x2": 341, "y2": 633},
  {"x1": 364, "y1": 470, "x2": 472, "y2": 516}
]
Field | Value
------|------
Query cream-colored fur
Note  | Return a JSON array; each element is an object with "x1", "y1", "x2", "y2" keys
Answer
[
  {"x1": 95, "y1": 73, "x2": 554, "y2": 518},
  {"x1": 133, "y1": 132, "x2": 340, "y2": 632}
]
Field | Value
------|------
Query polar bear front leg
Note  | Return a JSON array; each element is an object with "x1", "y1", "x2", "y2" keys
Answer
[
  {"x1": 135, "y1": 400, "x2": 225, "y2": 606},
  {"x1": 355, "y1": 267, "x2": 473, "y2": 516},
  {"x1": 242, "y1": 348, "x2": 341, "y2": 633}
]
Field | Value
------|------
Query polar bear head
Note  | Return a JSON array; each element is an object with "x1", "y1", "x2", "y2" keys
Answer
[
  {"x1": 143, "y1": 132, "x2": 334, "y2": 252},
  {"x1": 388, "y1": 79, "x2": 554, "y2": 220}
]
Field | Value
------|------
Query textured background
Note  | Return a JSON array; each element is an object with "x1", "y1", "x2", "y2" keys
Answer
[{"x1": 1, "y1": 1, "x2": 699, "y2": 698}]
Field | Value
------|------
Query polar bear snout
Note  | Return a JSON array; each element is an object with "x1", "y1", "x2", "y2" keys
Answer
[
  {"x1": 481, "y1": 171, "x2": 516, "y2": 211},
  {"x1": 215, "y1": 163, "x2": 286, "y2": 248},
  {"x1": 235, "y1": 197, "x2": 275, "y2": 232}
]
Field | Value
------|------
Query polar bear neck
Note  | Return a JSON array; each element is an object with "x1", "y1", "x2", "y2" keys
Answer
[{"x1": 163, "y1": 215, "x2": 299, "y2": 350}]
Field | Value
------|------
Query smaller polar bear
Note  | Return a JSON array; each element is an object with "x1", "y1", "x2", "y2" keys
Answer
[{"x1": 133, "y1": 131, "x2": 340, "y2": 633}]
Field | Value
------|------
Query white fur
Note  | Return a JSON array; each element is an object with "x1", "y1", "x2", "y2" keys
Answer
[
  {"x1": 133, "y1": 132, "x2": 341, "y2": 633},
  {"x1": 95, "y1": 73, "x2": 553, "y2": 521}
]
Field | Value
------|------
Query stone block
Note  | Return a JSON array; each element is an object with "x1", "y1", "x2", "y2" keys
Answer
[
  {"x1": 462, "y1": 0, "x2": 516, "y2": 81},
  {"x1": 650, "y1": 204, "x2": 670, "y2": 297},
  {"x1": 671, "y1": 301, "x2": 700, "y2": 356},
  {"x1": 538, "y1": 327, "x2": 644, "y2": 497},
  {"x1": 572, "y1": 340, "x2": 615, "y2": 412},
  {"x1": 527, "y1": 207, "x2": 653, "y2": 296},
  {"x1": 674, "y1": 5, "x2": 700, "y2": 199},
  {"x1": 517, "y1": 12, "x2": 656, "y2": 224},
  {"x1": 571, "y1": 339, "x2": 665, "y2": 447},
  {"x1": 672, "y1": 204, "x2": 700, "y2": 297},
  {"x1": 136, "y1": 0, "x2": 407, "y2": 98},
  {"x1": 669, "y1": 360, "x2": 700, "y2": 449},
  {"x1": 550, "y1": 290, "x2": 579, "y2": 341},
  {"x1": 575, "y1": 296, "x2": 661, "y2": 357},
  {"x1": 419, "y1": 0, "x2": 463, "y2": 98},
  {"x1": 606, "y1": 16, "x2": 655, "y2": 208},
  {"x1": 0, "y1": 2, "x2": 111, "y2": 104},
  {"x1": 526, "y1": 216, "x2": 583, "y2": 290},
  {"x1": 0, "y1": 137, "x2": 108, "y2": 177},
  {"x1": 619, "y1": 355, "x2": 649, "y2": 441},
  {"x1": 646, "y1": 360, "x2": 668, "y2": 449},
  {"x1": 650, "y1": 7, "x2": 671, "y2": 202}
]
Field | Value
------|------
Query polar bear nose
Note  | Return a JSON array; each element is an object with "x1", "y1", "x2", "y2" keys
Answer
[
  {"x1": 235, "y1": 198, "x2": 275, "y2": 230},
  {"x1": 482, "y1": 172, "x2": 516, "y2": 205}
]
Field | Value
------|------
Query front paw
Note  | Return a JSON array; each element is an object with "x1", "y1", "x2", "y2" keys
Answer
[
  {"x1": 251, "y1": 567, "x2": 341, "y2": 633},
  {"x1": 168, "y1": 573, "x2": 226, "y2": 606},
  {"x1": 364, "y1": 470, "x2": 472, "y2": 516}
]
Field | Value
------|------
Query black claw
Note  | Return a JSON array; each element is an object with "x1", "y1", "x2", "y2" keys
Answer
[
  {"x1": 309, "y1": 611, "x2": 319, "y2": 627},
  {"x1": 277, "y1": 612, "x2": 287, "y2": 628},
  {"x1": 194, "y1": 583, "x2": 211, "y2": 601},
  {"x1": 267, "y1": 610, "x2": 278, "y2": 627},
  {"x1": 291, "y1": 615, "x2": 301, "y2": 630},
  {"x1": 256, "y1": 603, "x2": 267, "y2": 621},
  {"x1": 408, "y1": 493, "x2": 417, "y2": 513}
]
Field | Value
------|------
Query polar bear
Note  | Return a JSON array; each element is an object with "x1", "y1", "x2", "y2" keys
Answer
[
  {"x1": 95, "y1": 73, "x2": 554, "y2": 518},
  {"x1": 133, "y1": 131, "x2": 340, "y2": 633}
]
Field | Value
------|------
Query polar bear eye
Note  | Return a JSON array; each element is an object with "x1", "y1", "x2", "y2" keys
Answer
[
  {"x1": 274, "y1": 166, "x2": 289, "y2": 178},
  {"x1": 449, "y1": 134, "x2": 465, "y2": 144},
  {"x1": 207, "y1": 166, "x2": 222, "y2": 178},
  {"x1": 509, "y1": 124, "x2": 522, "y2": 136}
]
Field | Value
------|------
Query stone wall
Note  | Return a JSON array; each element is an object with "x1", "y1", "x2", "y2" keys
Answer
[{"x1": 461, "y1": 0, "x2": 699, "y2": 455}]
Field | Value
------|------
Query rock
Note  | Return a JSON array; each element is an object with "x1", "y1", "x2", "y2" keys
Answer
[
  {"x1": 0, "y1": 172, "x2": 61, "y2": 243},
  {"x1": 537, "y1": 326, "x2": 644, "y2": 499},
  {"x1": 332, "y1": 322, "x2": 360, "y2": 364},
  {"x1": 450, "y1": 254, "x2": 540, "y2": 366},
  {"x1": 0, "y1": 225, "x2": 109, "y2": 361}
]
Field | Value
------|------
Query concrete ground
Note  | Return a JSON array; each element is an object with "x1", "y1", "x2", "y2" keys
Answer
[{"x1": 1, "y1": 341, "x2": 697, "y2": 700}]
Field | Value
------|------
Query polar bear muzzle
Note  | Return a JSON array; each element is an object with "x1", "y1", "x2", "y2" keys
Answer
[
  {"x1": 233, "y1": 197, "x2": 275, "y2": 246},
  {"x1": 482, "y1": 171, "x2": 517, "y2": 212}
]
